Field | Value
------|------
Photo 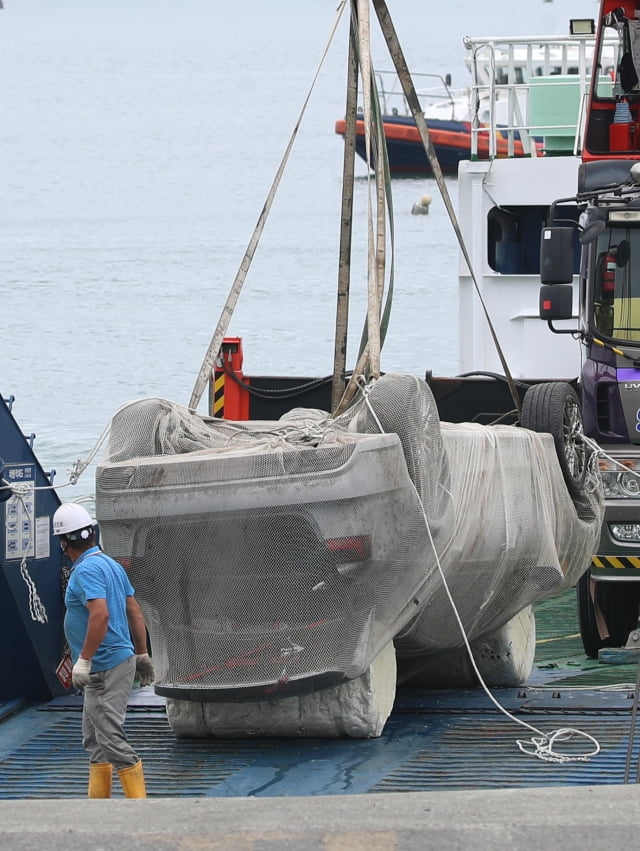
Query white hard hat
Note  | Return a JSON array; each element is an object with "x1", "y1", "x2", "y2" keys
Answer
[{"x1": 53, "y1": 503, "x2": 94, "y2": 538}]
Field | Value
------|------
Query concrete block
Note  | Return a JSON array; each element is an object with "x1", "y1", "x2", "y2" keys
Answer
[{"x1": 166, "y1": 641, "x2": 397, "y2": 739}]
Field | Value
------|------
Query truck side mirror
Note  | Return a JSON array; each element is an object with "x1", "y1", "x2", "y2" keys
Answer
[
  {"x1": 540, "y1": 227, "x2": 574, "y2": 284},
  {"x1": 540, "y1": 284, "x2": 573, "y2": 320}
]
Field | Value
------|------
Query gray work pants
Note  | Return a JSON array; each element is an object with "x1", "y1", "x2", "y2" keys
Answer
[{"x1": 82, "y1": 655, "x2": 139, "y2": 771}]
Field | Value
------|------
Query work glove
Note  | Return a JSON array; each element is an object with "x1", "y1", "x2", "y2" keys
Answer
[
  {"x1": 72, "y1": 657, "x2": 92, "y2": 689},
  {"x1": 135, "y1": 653, "x2": 155, "y2": 687}
]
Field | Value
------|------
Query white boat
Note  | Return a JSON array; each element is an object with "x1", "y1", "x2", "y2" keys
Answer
[{"x1": 456, "y1": 3, "x2": 640, "y2": 658}]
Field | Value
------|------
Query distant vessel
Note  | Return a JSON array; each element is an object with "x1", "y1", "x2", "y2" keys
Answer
[{"x1": 334, "y1": 113, "x2": 538, "y2": 176}]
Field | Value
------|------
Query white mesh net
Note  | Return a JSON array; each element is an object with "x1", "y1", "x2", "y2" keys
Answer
[{"x1": 95, "y1": 373, "x2": 603, "y2": 699}]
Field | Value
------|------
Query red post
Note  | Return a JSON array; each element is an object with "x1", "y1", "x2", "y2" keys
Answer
[{"x1": 210, "y1": 337, "x2": 250, "y2": 420}]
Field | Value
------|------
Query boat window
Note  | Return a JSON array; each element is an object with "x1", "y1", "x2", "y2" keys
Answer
[
  {"x1": 487, "y1": 204, "x2": 579, "y2": 275},
  {"x1": 593, "y1": 229, "x2": 640, "y2": 341}
]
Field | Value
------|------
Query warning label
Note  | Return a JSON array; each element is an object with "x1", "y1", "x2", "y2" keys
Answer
[{"x1": 4, "y1": 464, "x2": 35, "y2": 560}]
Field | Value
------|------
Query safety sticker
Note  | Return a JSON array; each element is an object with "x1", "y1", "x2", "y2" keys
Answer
[{"x1": 4, "y1": 464, "x2": 35, "y2": 560}]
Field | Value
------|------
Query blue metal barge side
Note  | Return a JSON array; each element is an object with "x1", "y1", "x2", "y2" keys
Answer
[{"x1": 0, "y1": 393, "x2": 66, "y2": 701}]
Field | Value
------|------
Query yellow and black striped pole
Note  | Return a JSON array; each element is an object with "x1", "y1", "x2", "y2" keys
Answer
[{"x1": 212, "y1": 367, "x2": 226, "y2": 418}]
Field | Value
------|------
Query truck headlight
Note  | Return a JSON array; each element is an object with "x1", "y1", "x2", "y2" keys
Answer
[
  {"x1": 599, "y1": 458, "x2": 640, "y2": 498},
  {"x1": 610, "y1": 523, "x2": 640, "y2": 542}
]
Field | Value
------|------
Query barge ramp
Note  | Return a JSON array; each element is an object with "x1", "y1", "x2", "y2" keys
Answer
[
  {"x1": 1, "y1": 594, "x2": 640, "y2": 801},
  {"x1": 2, "y1": 399, "x2": 640, "y2": 848}
]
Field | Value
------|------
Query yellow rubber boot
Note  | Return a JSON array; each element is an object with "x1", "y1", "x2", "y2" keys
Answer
[
  {"x1": 88, "y1": 762, "x2": 112, "y2": 798},
  {"x1": 117, "y1": 759, "x2": 147, "y2": 798}
]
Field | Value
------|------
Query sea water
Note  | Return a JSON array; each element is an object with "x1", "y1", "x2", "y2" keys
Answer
[{"x1": 0, "y1": 0, "x2": 589, "y2": 499}]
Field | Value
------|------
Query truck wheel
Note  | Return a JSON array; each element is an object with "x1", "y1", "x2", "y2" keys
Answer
[
  {"x1": 577, "y1": 572, "x2": 640, "y2": 657},
  {"x1": 520, "y1": 382, "x2": 587, "y2": 498}
]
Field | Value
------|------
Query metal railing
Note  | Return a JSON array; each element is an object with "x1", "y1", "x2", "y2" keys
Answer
[{"x1": 463, "y1": 33, "x2": 618, "y2": 159}]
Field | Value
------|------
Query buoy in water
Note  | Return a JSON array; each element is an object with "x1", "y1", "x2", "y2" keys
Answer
[{"x1": 411, "y1": 194, "x2": 432, "y2": 215}]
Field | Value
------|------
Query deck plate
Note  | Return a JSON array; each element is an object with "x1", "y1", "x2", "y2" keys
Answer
[
  {"x1": 1, "y1": 590, "x2": 639, "y2": 797},
  {"x1": 0, "y1": 693, "x2": 638, "y2": 797}
]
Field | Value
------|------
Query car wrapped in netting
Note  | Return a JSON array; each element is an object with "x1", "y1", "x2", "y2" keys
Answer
[{"x1": 95, "y1": 373, "x2": 603, "y2": 701}]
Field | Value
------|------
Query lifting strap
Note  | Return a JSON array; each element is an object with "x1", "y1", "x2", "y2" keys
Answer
[
  {"x1": 371, "y1": 0, "x2": 523, "y2": 418},
  {"x1": 188, "y1": 2, "x2": 349, "y2": 411},
  {"x1": 333, "y1": 0, "x2": 397, "y2": 415}
]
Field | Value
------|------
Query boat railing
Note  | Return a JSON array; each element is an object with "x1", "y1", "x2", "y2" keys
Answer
[{"x1": 463, "y1": 33, "x2": 618, "y2": 160}]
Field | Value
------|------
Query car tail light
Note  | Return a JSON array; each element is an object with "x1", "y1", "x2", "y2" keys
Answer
[{"x1": 325, "y1": 535, "x2": 371, "y2": 562}]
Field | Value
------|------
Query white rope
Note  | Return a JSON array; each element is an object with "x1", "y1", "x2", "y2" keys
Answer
[
  {"x1": 516, "y1": 728, "x2": 600, "y2": 763},
  {"x1": 423, "y1": 486, "x2": 600, "y2": 762},
  {"x1": 359, "y1": 377, "x2": 601, "y2": 763},
  {"x1": 66, "y1": 415, "x2": 113, "y2": 485},
  {"x1": 1, "y1": 399, "x2": 116, "y2": 498},
  {"x1": 424, "y1": 488, "x2": 600, "y2": 762},
  {"x1": 360, "y1": 376, "x2": 385, "y2": 432},
  {"x1": 20, "y1": 557, "x2": 48, "y2": 624},
  {"x1": 582, "y1": 435, "x2": 605, "y2": 493}
]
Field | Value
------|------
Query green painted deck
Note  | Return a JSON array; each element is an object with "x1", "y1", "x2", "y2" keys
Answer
[{"x1": 534, "y1": 589, "x2": 640, "y2": 687}]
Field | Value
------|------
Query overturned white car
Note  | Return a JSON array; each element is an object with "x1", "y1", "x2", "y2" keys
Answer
[{"x1": 95, "y1": 373, "x2": 603, "y2": 737}]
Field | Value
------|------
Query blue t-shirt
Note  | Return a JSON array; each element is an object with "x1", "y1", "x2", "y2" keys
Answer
[{"x1": 64, "y1": 546, "x2": 135, "y2": 672}]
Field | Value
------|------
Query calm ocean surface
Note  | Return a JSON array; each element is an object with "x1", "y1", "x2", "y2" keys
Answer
[{"x1": 1, "y1": 0, "x2": 590, "y2": 499}]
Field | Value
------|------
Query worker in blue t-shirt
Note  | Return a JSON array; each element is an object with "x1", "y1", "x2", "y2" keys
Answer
[{"x1": 53, "y1": 502, "x2": 154, "y2": 799}]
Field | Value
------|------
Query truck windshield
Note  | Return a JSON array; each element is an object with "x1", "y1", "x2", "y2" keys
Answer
[{"x1": 593, "y1": 230, "x2": 640, "y2": 343}]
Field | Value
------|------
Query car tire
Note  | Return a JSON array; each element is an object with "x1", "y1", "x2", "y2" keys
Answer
[
  {"x1": 520, "y1": 381, "x2": 587, "y2": 498},
  {"x1": 577, "y1": 571, "x2": 640, "y2": 657}
]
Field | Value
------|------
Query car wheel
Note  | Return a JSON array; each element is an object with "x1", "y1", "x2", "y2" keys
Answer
[
  {"x1": 520, "y1": 381, "x2": 587, "y2": 498},
  {"x1": 577, "y1": 571, "x2": 640, "y2": 657}
]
